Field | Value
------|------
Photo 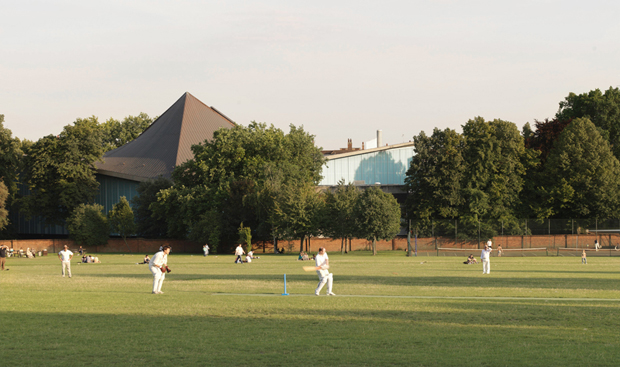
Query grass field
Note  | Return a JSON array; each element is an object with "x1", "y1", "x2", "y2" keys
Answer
[{"x1": 2, "y1": 251, "x2": 620, "y2": 366}]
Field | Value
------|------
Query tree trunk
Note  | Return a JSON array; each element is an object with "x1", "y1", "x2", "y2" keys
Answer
[
  {"x1": 372, "y1": 237, "x2": 377, "y2": 256},
  {"x1": 349, "y1": 238, "x2": 352, "y2": 252},
  {"x1": 300, "y1": 236, "x2": 305, "y2": 253},
  {"x1": 123, "y1": 236, "x2": 132, "y2": 254},
  {"x1": 341, "y1": 238, "x2": 344, "y2": 254}
]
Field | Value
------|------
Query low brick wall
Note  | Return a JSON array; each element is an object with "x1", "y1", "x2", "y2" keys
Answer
[{"x1": 0, "y1": 238, "x2": 203, "y2": 254}]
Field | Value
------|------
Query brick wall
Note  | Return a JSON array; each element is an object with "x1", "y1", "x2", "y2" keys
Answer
[{"x1": 0, "y1": 238, "x2": 202, "y2": 254}]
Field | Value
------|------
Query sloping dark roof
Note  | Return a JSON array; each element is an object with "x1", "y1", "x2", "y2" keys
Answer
[{"x1": 96, "y1": 92, "x2": 236, "y2": 182}]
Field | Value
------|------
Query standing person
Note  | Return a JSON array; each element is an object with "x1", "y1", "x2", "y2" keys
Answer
[
  {"x1": 582, "y1": 250, "x2": 587, "y2": 264},
  {"x1": 486, "y1": 239, "x2": 493, "y2": 255},
  {"x1": 79, "y1": 246, "x2": 83, "y2": 255},
  {"x1": 234, "y1": 244, "x2": 245, "y2": 264},
  {"x1": 594, "y1": 240, "x2": 600, "y2": 251},
  {"x1": 497, "y1": 245, "x2": 503, "y2": 257},
  {"x1": 314, "y1": 247, "x2": 336, "y2": 296},
  {"x1": 0, "y1": 245, "x2": 8, "y2": 271},
  {"x1": 149, "y1": 245, "x2": 171, "y2": 294},
  {"x1": 480, "y1": 244, "x2": 492, "y2": 275},
  {"x1": 58, "y1": 245, "x2": 73, "y2": 278},
  {"x1": 203, "y1": 244, "x2": 210, "y2": 257}
]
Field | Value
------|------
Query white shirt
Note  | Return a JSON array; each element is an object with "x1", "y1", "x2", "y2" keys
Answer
[
  {"x1": 150, "y1": 251, "x2": 167, "y2": 268},
  {"x1": 481, "y1": 248, "x2": 492, "y2": 260},
  {"x1": 59, "y1": 249, "x2": 73, "y2": 262},
  {"x1": 487, "y1": 240, "x2": 492, "y2": 248},
  {"x1": 315, "y1": 253, "x2": 329, "y2": 269},
  {"x1": 235, "y1": 246, "x2": 245, "y2": 256}
]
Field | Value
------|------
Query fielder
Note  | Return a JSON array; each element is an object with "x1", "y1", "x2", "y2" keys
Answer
[
  {"x1": 150, "y1": 245, "x2": 171, "y2": 294},
  {"x1": 58, "y1": 245, "x2": 73, "y2": 278},
  {"x1": 315, "y1": 247, "x2": 336, "y2": 296},
  {"x1": 480, "y1": 244, "x2": 492, "y2": 274}
]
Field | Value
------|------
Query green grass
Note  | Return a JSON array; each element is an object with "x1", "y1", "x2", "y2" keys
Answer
[{"x1": 2, "y1": 252, "x2": 620, "y2": 366}]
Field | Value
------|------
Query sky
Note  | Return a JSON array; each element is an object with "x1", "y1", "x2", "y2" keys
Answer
[{"x1": 1, "y1": 0, "x2": 619, "y2": 150}]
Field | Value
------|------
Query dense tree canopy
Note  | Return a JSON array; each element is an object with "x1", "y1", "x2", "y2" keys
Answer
[
  {"x1": 108, "y1": 196, "x2": 137, "y2": 252},
  {"x1": 542, "y1": 118, "x2": 620, "y2": 219},
  {"x1": 0, "y1": 115, "x2": 22, "y2": 203},
  {"x1": 21, "y1": 117, "x2": 104, "y2": 226},
  {"x1": 132, "y1": 177, "x2": 173, "y2": 238},
  {"x1": 556, "y1": 87, "x2": 620, "y2": 159},
  {"x1": 155, "y1": 122, "x2": 326, "y2": 251},
  {"x1": 323, "y1": 181, "x2": 360, "y2": 254},
  {"x1": 0, "y1": 181, "x2": 8, "y2": 231}
]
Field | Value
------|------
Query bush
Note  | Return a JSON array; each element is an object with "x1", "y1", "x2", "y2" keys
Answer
[{"x1": 67, "y1": 203, "x2": 109, "y2": 246}]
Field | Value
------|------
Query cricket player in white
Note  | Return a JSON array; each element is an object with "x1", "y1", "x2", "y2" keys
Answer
[
  {"x1": 150, "y1": 246, "x2": 170, "y2": 294},
  {"x1": 58, "y1": 245, "x2": 73, "y2": 278},
  {"x1": 315, "y1": 247, "x2": 335, "y2": 296},
  {"x1": 481, "y1": 244, "x2": 492, "y2": 274}
]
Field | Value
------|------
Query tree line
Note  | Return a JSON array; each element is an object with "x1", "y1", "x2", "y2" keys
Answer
[{"x1": 405, "y1": 87, "x2": 620, "y2": 239}]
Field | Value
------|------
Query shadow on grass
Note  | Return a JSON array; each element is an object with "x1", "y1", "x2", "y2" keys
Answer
[
  {"x1": 2, "y1": 301, "x2": 620, "y2": 367},
  {"x1": 84, "y1": 272, "x2": 620, "y2": 291}
]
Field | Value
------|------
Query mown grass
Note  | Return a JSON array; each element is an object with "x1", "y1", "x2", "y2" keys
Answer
[{"x1": 1, "y1": 252, "x2": 619, "y2": 366}]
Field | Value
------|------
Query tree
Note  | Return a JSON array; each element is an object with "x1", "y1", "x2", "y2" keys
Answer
[
  {"x1": 21, "y1": 117, "x2": 104, "y2": 226},
  {"x1": 543, "y1": 118, "x2": 620, "y2": 219},
  {"x1": 404, "y1": 128, "x2": 465, "y2": 235},
  {"x1": 0, "y1": 181, "x2": 8, "y2": 230},
  {"x1": 323, "y1": 181, "x2": 360, "y2": 254},
  {"x1": 238, "y1": 223, "x2": 252, "y2": 253},
  {"x1": 108, "y1": 196, "x2": 137, "y2": 253},
  {"x1": 132, "y1": 177, "x2": 173, "y2": 238},
  {"x1": 101, "y1": 112, "x2": 154, "y2": 152},
  {"x1": 67, "y1": 203, "x2": 109, "y2": 247},
  {"x1": 556, "y1": 87, "x2": 620, "y2": 159},
  {"x1": 157, "y1": 122, "x2": 326, "y2": 251},
  {"x1": 273, "y1": 182, "x2": 325, "y2": 253},
  {"x1": 355, "y1": 186, "x2": 401, "y2": 255},
  {"x1": 0, "y1": 115, "x2": 23, "y2": 204}
]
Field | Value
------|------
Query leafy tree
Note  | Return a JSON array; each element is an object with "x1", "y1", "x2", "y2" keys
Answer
[
  {"x1": 556, "y1": 87, "x2": 620, "y2": 158},
  {"x1": 0, "y1": 181, "x2": 8, "y2": 230},
  {"x1": 0, "y1": 115, "x2": 23, "y2": 204},
  {"x1": 108, "y1": 196, "x2": 137, "y2": 252},
  {"x1": 543, "y1": 118, "x2": 620, "y2": 219},
  {"x1": 238, "y1": 223, "x2": 252, "y2": 253},
  {"x1": 524, "y1": 118, "x2": 572, "y2": 164},
  {"x1": 132, "y1": 177, "x2": 173, "y2": 238},
  {"x1": 21, "y1": 117, "x2": 104, "y2": 226},
  {"x1": 157, "y1": 122, "x2": 325, "y2": 251},
  {"x1": 323, "y1": 181, "x2": 360, "y2": 254},
  {"x1": 355, "y1": 186, "x2": 401, "y2": 255},
  {"x1": 273, "y1": 182, "x2": 325, "y2": 253},
  {"x1": 67, "y1": 203, "x2": 109, "y2": 246},
  {"x1": 101, "y1": 112, "x2": 154, "y2": 152},
  {"x1": 404, "y1": 128, "x2": 465, "y2": 235}
]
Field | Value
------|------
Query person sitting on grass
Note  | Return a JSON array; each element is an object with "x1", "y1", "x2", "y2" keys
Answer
[
  {"x1": 298, "y1": 251, "x2": 305, "y2": 260},
  {"x1": 82, "y1": 255, "x2": 88, "y2": 263},
  {"x1": 464, "y1": 254, "x2": 477, "y2": 264},
  {"x1": 139, "y1": 255, "x2": 150, "y2": 264}
]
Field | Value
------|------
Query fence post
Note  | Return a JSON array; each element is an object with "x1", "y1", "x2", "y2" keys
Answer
[{"x1": 455, "y1": 219, "x2": 458, "y2": 248}]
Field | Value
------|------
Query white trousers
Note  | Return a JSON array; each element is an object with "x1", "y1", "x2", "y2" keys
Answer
[
  {"x1": 315, "y1": 270, "x2": 333, "y2": 294},
  {"x1": 482, "y1": 259, "x2": 490, "y2": 274},
  {"x1": 150, "y1": 266, "x2": 166, "y2": 293},
  {"x1": 61, "y1": 261, "x2": 72, "y2": 277}
]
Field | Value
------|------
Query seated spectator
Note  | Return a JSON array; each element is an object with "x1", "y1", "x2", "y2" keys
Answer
[
  {"x1": 298, "y1": 251, "x2": 304, "y2": 260},
  {"x1": 246, "y1": 251, "x2": 253, "y2": 263},
  {"x1": 302, "y1": 252, "x2": 310, "y2": 261},
  {"x1": 464, "y1": 254, "x2": 478, "y2": 264},
  {"x1": 87, "y1": 255, "x2": 93, "y2": 263},
  {"x1": 82, "y1": 255, "x2": 88, "y2": 263},
  {"x1": 26, "y1": 248, "x2": 34, "y2": 258},
  {"x1": 139, "y1": 255, "x2": 150, "y2": 264},
  {"x1": 93, "y1": 257, "x2": 101, "y2": 263}
]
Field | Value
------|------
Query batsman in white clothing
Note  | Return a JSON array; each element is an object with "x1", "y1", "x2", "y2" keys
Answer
[
  {"x1": 315, "y1": 247, "x2": 336, "y2": 296},
  {"x1": 481, "y1": 244, "x2": 492, "y2": 274},
  {"x1": 149, "y1": 245, "x2": 171, "y2": 294}
]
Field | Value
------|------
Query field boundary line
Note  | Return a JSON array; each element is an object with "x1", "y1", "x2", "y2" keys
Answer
[{"x1": 211, "y1": 293, "x2": 620, "y2": 302}]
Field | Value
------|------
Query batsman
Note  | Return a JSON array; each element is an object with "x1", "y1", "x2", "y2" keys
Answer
[{"x1": 314, "y1": 247, "x2": 336, "y2": 296}]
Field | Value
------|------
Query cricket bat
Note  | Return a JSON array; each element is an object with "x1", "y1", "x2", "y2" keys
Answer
[{"x1": 303, "y1": 266, "x2": 319, "y2": 271}]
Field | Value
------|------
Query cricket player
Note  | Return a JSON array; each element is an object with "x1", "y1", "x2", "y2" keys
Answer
[
  {"x1": 58, "y1": 245, "x2": 73, "y2": 278},
  {"x1": 150, "y1": 245, "x2": 171, "y2": 294},
  {"x1": 234, "y1": 244, "x2": 245, "y2": 264},
  {"x1": 315, "y1": 247, "x2": 335, "y2": 296},
  {"x1": 481, "y1": 244, "x2": 492, "y2": 274}
]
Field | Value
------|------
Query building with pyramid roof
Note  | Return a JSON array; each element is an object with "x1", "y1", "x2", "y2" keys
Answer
[
  {"x1": 97, "y1": 92, "x2": 235, "y2": 182},
  {"x1": 12, "y1": 93, "x2": 236, "y2": 235}
]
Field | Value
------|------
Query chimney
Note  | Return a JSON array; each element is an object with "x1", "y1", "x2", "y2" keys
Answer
[
  {"x1": 347, "y1": 138, "x2": 352, "y2": 151},
  {"x1": 377, "y1": 130, "x2": 383, "y2": 148}
]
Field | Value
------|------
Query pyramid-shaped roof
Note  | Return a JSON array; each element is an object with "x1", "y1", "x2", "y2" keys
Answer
[{"x1": 96, "y1": 92, "x2": 236, "y2": 182}]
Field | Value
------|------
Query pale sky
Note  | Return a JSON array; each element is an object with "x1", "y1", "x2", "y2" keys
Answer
[{"x1": 1, "y1": 0, "x2": 619, "y2": 150}]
